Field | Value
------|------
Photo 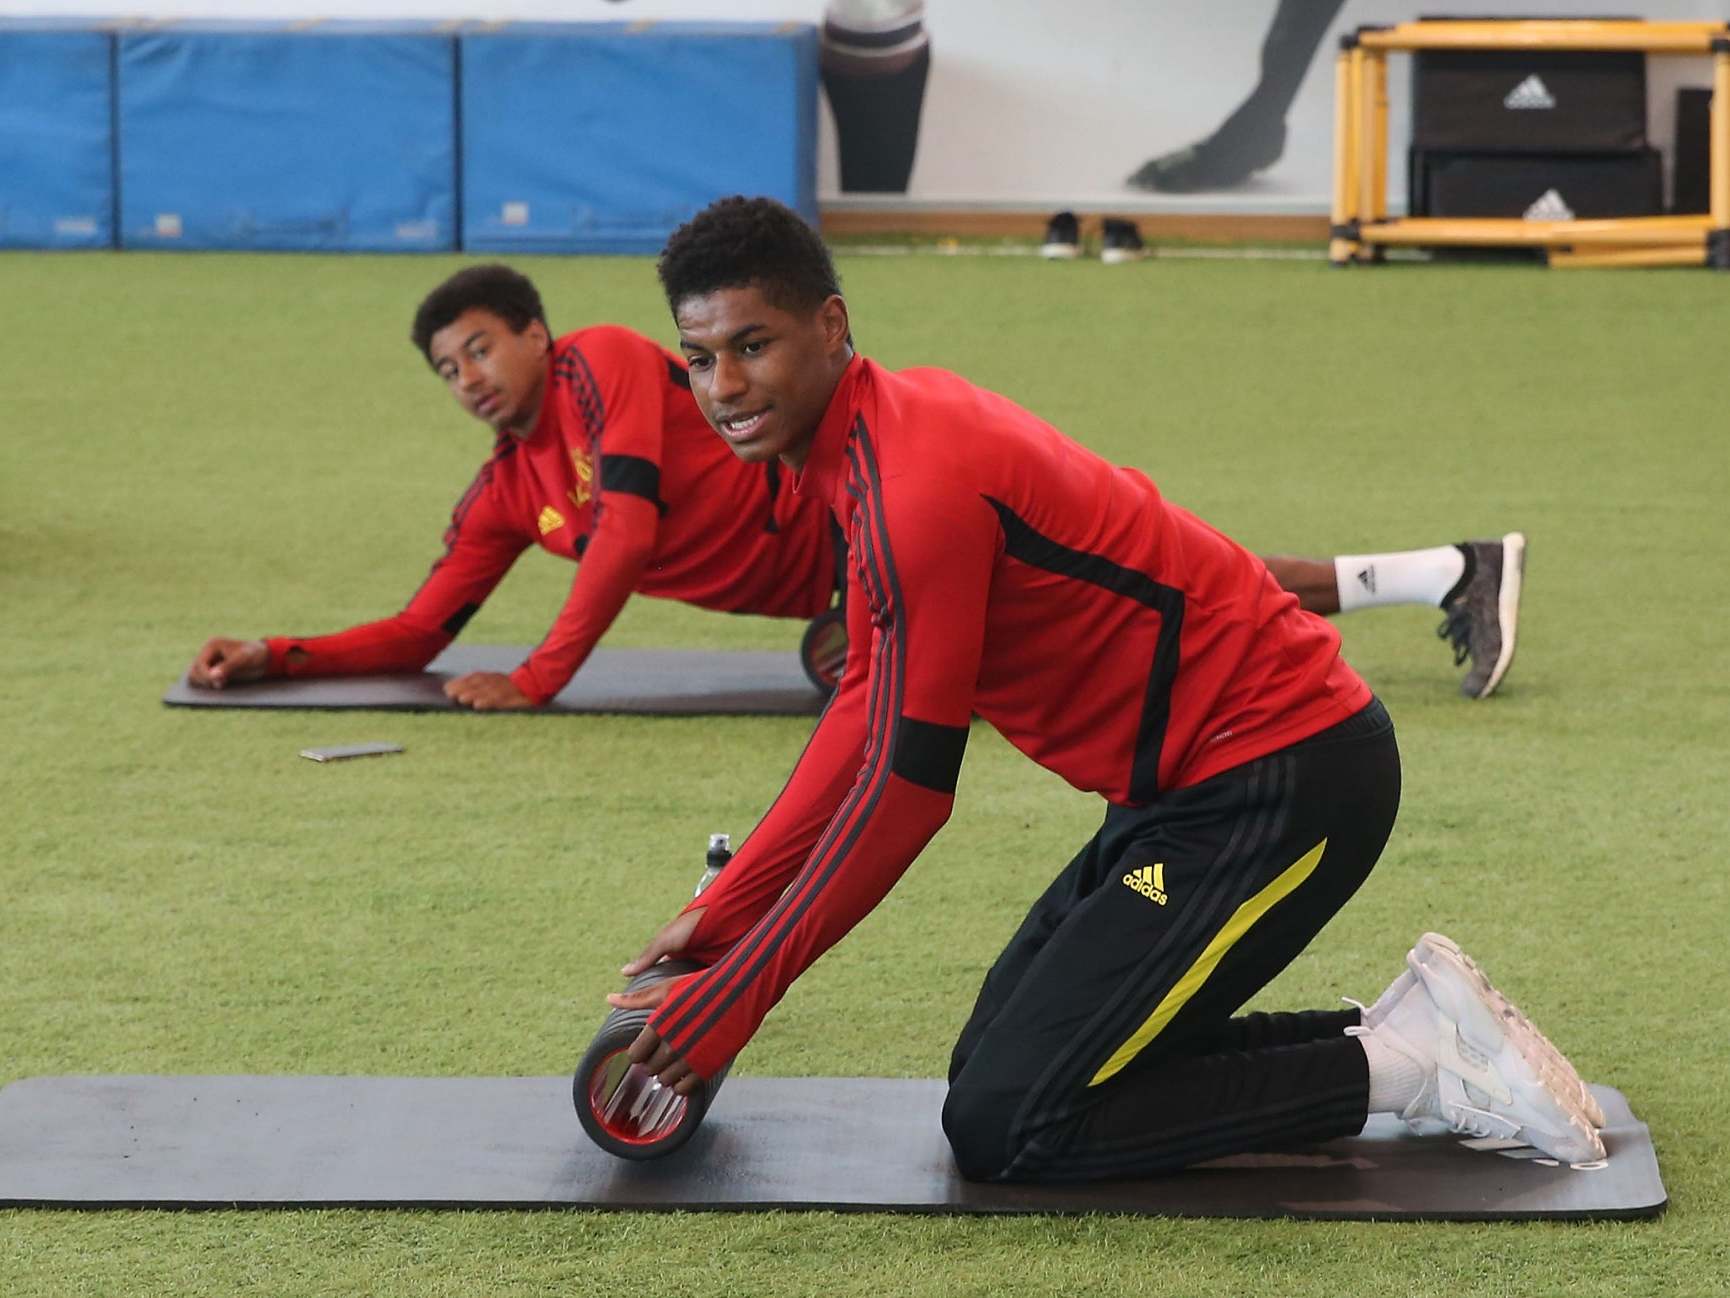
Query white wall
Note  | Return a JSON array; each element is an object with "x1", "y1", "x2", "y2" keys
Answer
[{"x1": 7, "y1": 0, "x2": 1724, "y2": 211}]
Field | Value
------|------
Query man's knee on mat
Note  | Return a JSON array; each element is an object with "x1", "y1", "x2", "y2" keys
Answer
[
  {"x1": 941, "y1": 1076, "x2": 1100, "y2": 1182},
  {"x1": 940, "y1": 1078, "x2": 1023, "y2": 1180}
]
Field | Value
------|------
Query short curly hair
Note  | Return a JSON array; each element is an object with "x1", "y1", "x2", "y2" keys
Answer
[
  {"x1": 410, "y1": 264, "x2": 548, "y2": 365},
  {"x1": 658, "y1": 196, "x2": 842, "y2": 317}
]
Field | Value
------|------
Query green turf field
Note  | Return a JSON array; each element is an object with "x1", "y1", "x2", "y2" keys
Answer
[{"x1": 2, "y1": 248, "x2": 1727, "y2": 1296}]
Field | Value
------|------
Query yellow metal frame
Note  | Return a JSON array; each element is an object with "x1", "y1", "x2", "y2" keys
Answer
[
  {"x1": 1549, "y1": 245, "x2": 1708, "y2": 268},
  {"x1": 1331, "y1": 19, "x2": 1730, "y2": 269}
]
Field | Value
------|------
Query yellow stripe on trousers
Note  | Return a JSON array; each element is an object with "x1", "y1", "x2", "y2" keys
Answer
[{"x1": 1088, "y1": 837, "x2": 1329, "y2": 1087}]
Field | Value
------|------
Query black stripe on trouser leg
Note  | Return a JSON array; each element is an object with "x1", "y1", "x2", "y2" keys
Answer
[
  {"x1": 1185, "y1": 1007, "x2": 1361, "y2": 1054},
  {"x1": 1039, "y1": 1045, "x2": 1370, "y2": 1181},
  {"x1": 1045, "y1": 1044, "x2": 1368, "y2": 1181}
]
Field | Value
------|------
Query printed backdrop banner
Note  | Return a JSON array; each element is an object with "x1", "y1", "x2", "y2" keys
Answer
[{"x1": 5, "y1": 0, "x2": 1727, "y2": 212}]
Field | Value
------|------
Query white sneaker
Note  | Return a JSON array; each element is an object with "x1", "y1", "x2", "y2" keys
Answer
[
  {"x1": 1352, "y1": 966, "x2": 1418, "y2": 1032},
  {"x1": 1404, "y1": 933, "x2": 1605, "y2": 1164},
  {"x1": 1347, "y1": 965, "x2": 1441, "y2": 1114},
  {"x1": 1414, "y1": 932, "x2": 1606, "y2": 1129}
]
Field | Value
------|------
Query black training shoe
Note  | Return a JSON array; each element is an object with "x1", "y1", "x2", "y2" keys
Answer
[
  {"x1": 1436, "y1": 532, "x2": 1527, "y2": 700},
  {"x1": 1039, "y1": 210, "x2": 1082, "y2": 260},
  {"x1": 1100, "y1": 217, "x2": 1146, "y2": 264}
]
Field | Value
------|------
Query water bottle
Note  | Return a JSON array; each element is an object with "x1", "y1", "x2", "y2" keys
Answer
[
  {"x1": 695, "y1": 832, "x2": 731, "y2": 897},
  {"x1": 573, "y1": 834, "x2": 733, "y2": 1160}
]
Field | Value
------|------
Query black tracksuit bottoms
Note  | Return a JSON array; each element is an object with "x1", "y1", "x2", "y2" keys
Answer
[{"x1": 943, "y1": 696, "x2": 1401, "y2": 1182}]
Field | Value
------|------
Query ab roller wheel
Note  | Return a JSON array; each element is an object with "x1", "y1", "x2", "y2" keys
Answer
[
  {"x1": 800, "y1": 607, "x2": 848, "y2": 694},
  {"x1": 573, "y1": 958, "x2": 730, "y2": 1160}
]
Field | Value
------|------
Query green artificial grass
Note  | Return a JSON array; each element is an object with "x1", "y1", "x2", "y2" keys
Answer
[{"x1": 2, "y1": 249, "x2": 1728, "y2": 1296}]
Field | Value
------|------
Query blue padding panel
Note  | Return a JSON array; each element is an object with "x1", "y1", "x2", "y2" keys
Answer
[
  {"x1": 0, "y1": 22, "x2": 114, "y2": 249},
  {"x1": 118, "y1": 23, "x2": 456, "y2": 251},
  {"x1": 462, "y1": 22, "x2": 817, "y2": 254}
]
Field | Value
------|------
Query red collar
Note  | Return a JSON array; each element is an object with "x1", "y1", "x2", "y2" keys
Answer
[
  {"x1": 792, "y1": 353, "x2": 869, "y2": 508},
  {"x1": 517, "y1": 348, "x2": 562, "y2": 447}
]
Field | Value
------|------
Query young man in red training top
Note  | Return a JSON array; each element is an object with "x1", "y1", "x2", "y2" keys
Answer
[
  {"x1": 609, "y1": 197, "x2": 1602, "y2": 1177},
  {"x1": 186, "y1": 264, "x2": 1524, "y2": 709},
  {"x1": 185, "y1": 264, "x2": 838, "y2": 709}
]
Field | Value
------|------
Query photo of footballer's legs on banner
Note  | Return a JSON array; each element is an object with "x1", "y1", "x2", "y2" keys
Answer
[
  {"x1": 1127, "y1": 0, "x2": 1346, "y2": 194},
  {"x1": 821, "y1": 0, "x2": 930, "y2": 192},
  {"x1": 800, "y1": 0, "x2": 1729, "y2": 212}
]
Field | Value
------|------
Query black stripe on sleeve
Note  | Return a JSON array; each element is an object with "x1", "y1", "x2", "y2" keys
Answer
[
  {"x1": 986, "y1": 497, "x2": 1167, "y2": 607},
  {"x1": 441, "y1": 601, "x2": 481, "y2": 636},
  {"x1": 599, "y1": 454, "x2": 667, "y2": 515},
  {"x1": 762, "y1": 460, "x2": 783, "y2": 533},
  {"x1": 984, "y1": 495, "x2": 1184, "y2": 804},
  {"x1": 666, "y1": 357, "x2": 691, "y2": 390},
  {"x1": 892, "y1": 716, "x2": 969, "y2": 794}
]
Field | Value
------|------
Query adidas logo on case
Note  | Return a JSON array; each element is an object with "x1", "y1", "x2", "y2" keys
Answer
[
  {"x1": 1523, "y1": 188, "x2": 1575, "y2": 222},
  {"x1": 1504, "y1": 75, "x2": 1556, "y2": 110}
]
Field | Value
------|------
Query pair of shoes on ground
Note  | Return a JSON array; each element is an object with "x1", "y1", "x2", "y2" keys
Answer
[
  {"x1": 1441, "y1": 532, "x2": 1526, "y2": 700},
  {"x1": 1350, "y1": 931, "x2": 1606, "y2": 1165},
  {"x1": 1040, "y1": 211, "x2": 1146, "y2": 264}
]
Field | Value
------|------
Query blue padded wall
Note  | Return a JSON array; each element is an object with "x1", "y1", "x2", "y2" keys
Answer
[
  {"x1": 117, "y1": 22, "x2": 456, "y2": 252},
  {"x1": 461, "y1": 22, "x2": 817, "y2": 254},
  {"x1": 0, "y1": 21, "x2": 114, "y2": 249}
]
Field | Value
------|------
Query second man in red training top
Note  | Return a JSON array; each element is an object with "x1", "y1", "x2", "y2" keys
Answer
[{"x1": 186, "y1": 265, "x2": 837, "y2": 708}]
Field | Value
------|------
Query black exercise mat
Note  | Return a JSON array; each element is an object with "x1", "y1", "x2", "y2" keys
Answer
[
  {"x1": 163, "y1": 646, "x2": 823, "y2": 717},
  {"x1": 0, "y1": 1075, "x2": 1664, "y2": 1220}
]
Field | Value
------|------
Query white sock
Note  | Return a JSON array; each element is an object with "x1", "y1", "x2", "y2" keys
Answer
[
  {"x1": 1360, "y1": 1031, "x2": 1429, "y2": 1114},
  {"x1": 1334, "y1": 545, "x2": 1466, "y2": 613}
]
